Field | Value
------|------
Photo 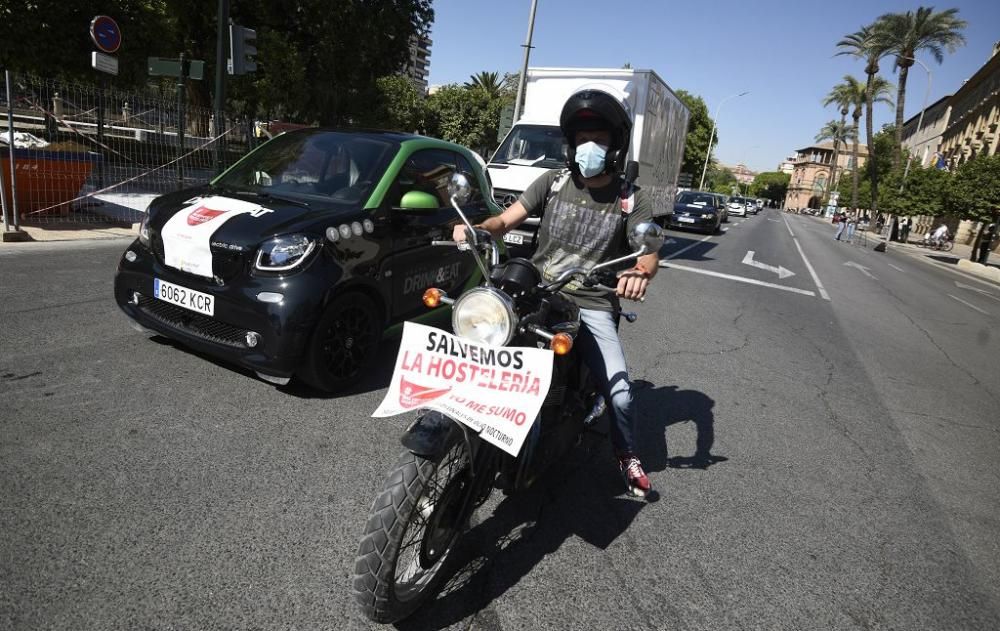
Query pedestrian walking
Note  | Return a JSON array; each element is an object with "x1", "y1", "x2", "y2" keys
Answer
[
  {"x1": 845, "y1": 210, "x2": 857, "y2": 242},
  {"x1": 900, "y1": 217, "x2": 912, "y2": 243},
  {"x1": 834, "y1": 211, "x2": 846, "y2": 241},
  {"x1": 977, "y1": 220, "x2": 997, "y2": 265}
]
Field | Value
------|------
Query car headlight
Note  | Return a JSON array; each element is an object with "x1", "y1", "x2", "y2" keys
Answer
[
  {"x1": 452, "y1": 288, "x2": 517, "y2": 346},
  {"x1": 138, "y1": 211, "x2": 151, "y2": 247},
  {"x1": 254, "y1": 234, "x2": 317, "y2": 271},
  {"x1": 702, "y1": 213, "x2": 715, "y2": 219}
]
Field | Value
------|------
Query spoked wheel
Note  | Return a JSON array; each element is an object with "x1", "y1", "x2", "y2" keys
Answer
[
  {"x1": 938, "y1": 240, "x2": 954, "y2": 252},
  {"x1": 298, "y1": 293, "x2": 380, "y2": 392},
  {"x1": 353, "y1": 437, "x2": 474, "y2": 623}
]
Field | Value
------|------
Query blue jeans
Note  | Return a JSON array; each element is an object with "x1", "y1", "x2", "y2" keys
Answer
[
  {"x1": 834, "y1": 222, "x2": 845, "y2": 240},
  {"x1": 846, "y1": 223, "x2": 856, "y2": 241},
  {"x1": 577, "y1": 308, "x2": 637, "y2": 454}
]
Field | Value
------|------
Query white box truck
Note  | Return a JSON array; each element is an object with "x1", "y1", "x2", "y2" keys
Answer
[{"x1": 487, "y1": 67, "x2": 689, "y2": 255}]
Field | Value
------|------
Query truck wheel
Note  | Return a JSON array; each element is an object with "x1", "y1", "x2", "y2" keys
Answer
[{"x1": 298, "y1": 293, "x2": 381, "y2": 392}]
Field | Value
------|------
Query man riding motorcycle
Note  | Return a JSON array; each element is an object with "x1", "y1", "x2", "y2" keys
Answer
[{"x1": 453, "y1": 88, "x2": 659, "y2": 496}]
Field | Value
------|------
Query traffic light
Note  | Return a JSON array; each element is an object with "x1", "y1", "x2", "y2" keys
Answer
[{"x1": 229, "y1": 23, "x2": 257, "y2": 75}]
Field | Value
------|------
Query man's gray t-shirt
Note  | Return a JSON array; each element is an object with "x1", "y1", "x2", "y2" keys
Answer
[{"x1": 518, "y1": 169, "x2": 653, "y2": 311}]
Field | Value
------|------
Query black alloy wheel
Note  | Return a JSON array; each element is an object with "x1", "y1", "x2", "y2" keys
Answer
[{"x1": 298, "y1": 292, "x2": 381, "y2": 392}]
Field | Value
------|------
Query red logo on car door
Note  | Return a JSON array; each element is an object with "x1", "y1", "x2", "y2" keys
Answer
[{"x1": 187, "y1": 206, "x2": 227, "y2": 226}]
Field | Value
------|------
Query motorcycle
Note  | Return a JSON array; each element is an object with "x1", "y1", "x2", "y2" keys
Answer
[
  {"x1": 351, "y1": 172, "x2": 664, "y2": 623},
  {"x1": 919, "y1": 233, "x2": 954, "y2": 251}
]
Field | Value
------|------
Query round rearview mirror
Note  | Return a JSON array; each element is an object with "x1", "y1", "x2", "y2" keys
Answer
[
  {"x1": 448, "y1": 173, "x2": 472, "y2": 205},
  {"x1": 628, "y1": 221, "x2": 665, "y2": 253}
]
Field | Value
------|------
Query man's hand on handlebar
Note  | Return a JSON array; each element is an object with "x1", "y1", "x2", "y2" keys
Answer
[{"x1": 616, "y1": 268, "x2": 649, "y2": 301}]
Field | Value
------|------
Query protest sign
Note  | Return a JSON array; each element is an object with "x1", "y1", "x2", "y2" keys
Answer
[{"x1": 373, "y1": 322, "x2": 554, "y2": 456}]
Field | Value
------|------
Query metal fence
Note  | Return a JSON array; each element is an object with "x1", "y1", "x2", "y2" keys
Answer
[{"x1": 1, "y1": 70, "x2": 259, "y2": 228}]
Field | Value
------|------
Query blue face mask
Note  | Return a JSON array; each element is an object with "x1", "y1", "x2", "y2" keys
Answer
[{"x1": 575, "y1": 141, "x2": 608, "y2": 178}]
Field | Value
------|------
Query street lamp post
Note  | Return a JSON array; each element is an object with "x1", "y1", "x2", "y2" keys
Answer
[
  {"x1": 699, "y1": 91, "x2": 749, "y2": 191},
  {"x1": 900, "y1": 56, "x2": 933, "y2": 192}
]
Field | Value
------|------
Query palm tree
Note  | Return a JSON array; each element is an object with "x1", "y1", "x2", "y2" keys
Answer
[
  {"x1": 837, "y1": 22, "x2": 892, "y2": 214},
  {"x1": 838, "y1": 74, "x2": 894, "y2": 209},
  {"x1": 815, "y1": 120, "x2": 857, "y2": 204},
  {"x1": 880, "y1": 7, "x2": 967, "y2": 169},
  {"x1": 464, "y1": 71, "x2": 503, "y2": 98}
]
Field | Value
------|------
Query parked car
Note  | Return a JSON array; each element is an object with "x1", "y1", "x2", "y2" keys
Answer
[
  {"x1": 668, "y1": 191, "x2": 723, "y2": 233},
  {"x1": 726, "y1": 195, "x2": 748, "y2": 217},
  {"x1": 115, "y1": 129, "x2": 499, "y2": 392}
]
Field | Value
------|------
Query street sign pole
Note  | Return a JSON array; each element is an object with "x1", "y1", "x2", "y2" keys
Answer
[
  {"x1": 6, "y1": 70, "x2": 20, "y2": 231},
  {"x1": 213, "y1": 0, "x2": 229, "y2": 175}
]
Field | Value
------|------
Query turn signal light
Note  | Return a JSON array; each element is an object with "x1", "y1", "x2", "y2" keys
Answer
[
  {"x1": 423, "y1": 288, "x2": 445, "y2": 308},
  {"x1": 550, "y1": 332, "x2": 573, "y2": 355}
]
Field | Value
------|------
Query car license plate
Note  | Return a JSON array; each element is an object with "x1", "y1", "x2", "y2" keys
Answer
[
  {"x1": 678, "y1": 217, "x2": 696, "y2": 224},
  {"x1": 153, "y1": 278, "x2": 215, "y2": 316},
  {"x1": 503, "y1": 233, "x2": 524, "y2": 245}
]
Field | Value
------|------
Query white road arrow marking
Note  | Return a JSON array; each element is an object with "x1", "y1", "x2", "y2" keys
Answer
[
  {"x1": 742, "y1": 250, "x2": 795, "y2": 279},
  {"x1": 844, "y1": 261, "x2": 877, "y2": 279},
  {"x1": 955, "y1": 281, "x2": 1000, "y2": 302}
]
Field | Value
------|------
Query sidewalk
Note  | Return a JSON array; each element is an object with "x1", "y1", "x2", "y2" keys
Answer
[
  {"x1": 1, "y1": 218, "x2": 137, "y2": 245},
  {"x1": 838, "y1": 220, "x2": 1000, "y2": 285}
]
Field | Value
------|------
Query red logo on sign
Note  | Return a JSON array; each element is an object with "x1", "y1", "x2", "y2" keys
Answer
[
  {"x1": 187, "y1": 206, "x2": 226, "y2": 226},
  {"x1": 399, "y1": 376, "x2": 451, "y2": 409}
]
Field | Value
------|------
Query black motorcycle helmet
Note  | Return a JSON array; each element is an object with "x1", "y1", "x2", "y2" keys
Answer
[{"x1": 559, "y1": 88, "x2": 633, "y2": 177}]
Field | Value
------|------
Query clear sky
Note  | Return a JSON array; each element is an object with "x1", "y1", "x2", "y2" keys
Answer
[{"x1": 426, "y1": 0, "x2": 1000, "y2": 174}]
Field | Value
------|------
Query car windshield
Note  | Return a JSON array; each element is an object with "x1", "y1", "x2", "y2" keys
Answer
[
  {"x1": 677, "y1": 192, "x2": 717, "y2": 206},
  {"x1": 214, "y1": 130, "x2": 397, "y2": 205},
  {"x1": 490, "y1": 125, "x2": 567, "y2": 168}
]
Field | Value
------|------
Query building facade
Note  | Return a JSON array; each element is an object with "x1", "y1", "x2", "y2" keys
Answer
[
  {"x1": 900, "y1": 94, "x2": 951, "y2": 168},
  {"x1": 778, "y1": 156, "x2": 796, "y2": 175},
  {"x1": 784, "y1": 142, "x2": 868, "y2": 211},
  {"x1": 723, "y1": 163, "x2": 757, "y2": 185},
  {"x1": 938, "y1": 41, "x2": 1000, "y2": 169},
  {"x1": 401, "y1": 33, "x2": 432, "y2": 92}
]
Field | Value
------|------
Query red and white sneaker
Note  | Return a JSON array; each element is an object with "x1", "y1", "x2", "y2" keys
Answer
[{"x1": 618, "y1": 453, "x2": 651, "y2": 497}]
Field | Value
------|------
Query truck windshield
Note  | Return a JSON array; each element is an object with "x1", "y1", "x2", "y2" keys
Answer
[{"x1": 490, "y1": 125, "x2": 567, "y2": 168}]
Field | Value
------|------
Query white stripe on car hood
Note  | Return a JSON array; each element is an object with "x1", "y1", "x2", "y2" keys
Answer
[{"x1": 160, "y1": 196, "x2": 262, "y2": 278}]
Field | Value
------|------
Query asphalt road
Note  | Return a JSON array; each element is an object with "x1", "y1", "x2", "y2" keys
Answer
[{"x1": 1, "y1": 210, "x2": 998, "y2": 630}]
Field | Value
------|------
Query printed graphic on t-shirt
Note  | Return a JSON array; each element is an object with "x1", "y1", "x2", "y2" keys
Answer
[{"x1": 538, "y1": 196, "x2": 624, "y2": 290}]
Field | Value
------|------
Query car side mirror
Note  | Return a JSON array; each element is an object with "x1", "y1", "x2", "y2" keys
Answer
[{"x1": 399, "y1": 190, "x2": 439, "y2": 210}]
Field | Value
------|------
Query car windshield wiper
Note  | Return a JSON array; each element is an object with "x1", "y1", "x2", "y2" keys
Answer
[{"x1": 215, "y1": 185, "x2": 311, "y2": 208}]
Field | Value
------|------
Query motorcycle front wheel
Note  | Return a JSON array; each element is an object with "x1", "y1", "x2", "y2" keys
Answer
[{"x1": 352, "y1": 436, "x2": 473, "y2": 623}]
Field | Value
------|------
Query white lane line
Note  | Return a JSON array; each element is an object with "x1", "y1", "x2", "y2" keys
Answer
[
  {"x1": 781, "y1": 213, "x2": 795, "y2": 237},
  {"x1": 955, "y1": 281, "x2": 1000, "y2": 302},
  {"x1": 782, "y1": 213, "x2": 831, "y2": 301},
  {"x1": 659, "y1": 262, "x2": 817, "y2": 297},
  {"x1": 948, "y1": 294, "x2": 989, "y2": 315},
  {"x1": 664, "y1": 232, "x2": 716, "y2": 260},
  {"x1": 888, "y1": 263, "x2": 905, "y2": 272}
]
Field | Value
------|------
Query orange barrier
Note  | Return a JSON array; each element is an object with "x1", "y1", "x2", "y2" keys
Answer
[{"x1": 1, "y1": 149, "x2": 101, "y2": 217}]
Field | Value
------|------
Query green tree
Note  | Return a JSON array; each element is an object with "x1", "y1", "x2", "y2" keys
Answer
[
  {"x1": 946, "y1": 154, "x2": 1000, "y2": 259},
  {"x1": 464, "y1": 71, "x2": 503, "y2": 99},
  {"x1": 360, "y1": 75, "x2": 425, "y2": 133},
  {"x1": 878, "y1": 164, "x2": 950, "y2": 217},
  {"x1": 879, "y1": 6, "x2": 967, "y2": 169},
  {"x1": 0, "y1": 1, "x2": 169, "y2": 88},
  {"x1": 837, "y1": 21, "x2": 893, "y2": 214},
  {"x1": 814, "y1": 120, "x2": 857, "y2": 203},
  {"x1": 835, "y1": 74, "x2": 893, "y2": 209},
  {"x1": 750, "y1": 171, "x2": 790, "y2": 204},
  {"x1": 425, "y1": 84, "x2": 506, "y2": 156},
  {"x1": 706, "y1": 164, "x2": 737, "y2": 195},
  {"x1": 674, "y1": 89, "x2": 717, "y2": 184}
]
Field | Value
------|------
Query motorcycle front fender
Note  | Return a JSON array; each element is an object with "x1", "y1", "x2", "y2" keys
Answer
[{"x1": 400, "y1": 410, "x2": 467, "y2": 460}]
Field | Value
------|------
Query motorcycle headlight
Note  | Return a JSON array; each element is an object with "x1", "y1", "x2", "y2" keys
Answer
[
  {"x1": 254, "y1": 234, "x2": 317, "y2": 271},
  {"x1": 138, "y1": 210, "x2": 151, "y2": 247},
  {"x1": 452, "y1": 288, "x2": 517, "y2": 346}
]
